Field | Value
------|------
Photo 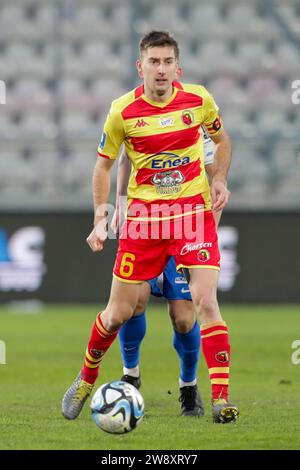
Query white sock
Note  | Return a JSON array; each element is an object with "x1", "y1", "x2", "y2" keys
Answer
[
  {"x1": 123, "y1": 365, "x2": 140, "y2": 378},
  {"x1": 179, "y1": 377, "x2": 197, "y2": 388}
]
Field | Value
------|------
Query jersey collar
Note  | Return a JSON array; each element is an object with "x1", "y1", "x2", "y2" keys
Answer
[{"x1": 140, "y1": 84, "x2": 178, "y2": 108}]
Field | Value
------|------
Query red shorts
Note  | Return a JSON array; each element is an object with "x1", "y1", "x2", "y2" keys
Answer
[{"x1": 113, "y1": 210, "x2": 220, "y2": 283}]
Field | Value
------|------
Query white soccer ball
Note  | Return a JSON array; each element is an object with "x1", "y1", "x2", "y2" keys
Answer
[{"x1": 91, "y1": 380, "x2": 144, "y2": 434}]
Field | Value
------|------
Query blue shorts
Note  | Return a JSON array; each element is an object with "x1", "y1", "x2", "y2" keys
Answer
[{"x1": 147, "y1": 257, "x2": 192, "y2": 301}]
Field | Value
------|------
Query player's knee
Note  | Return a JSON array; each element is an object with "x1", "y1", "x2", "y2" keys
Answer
[
  {"x1": 168, "y1": 301, "x2": 196, "y2": 333},
  {"x1": 135, "y1": 298, "x2": 147, "y2": 315},
  {"x1": 197, "y1": 296, "x2": 218, "y2": 318},
  {"x1": 104, "y1": 304, "x2": 135, "y2": 330},
  {"x1": 173, "y1": 318, "x2": 193, "y2": 334}
]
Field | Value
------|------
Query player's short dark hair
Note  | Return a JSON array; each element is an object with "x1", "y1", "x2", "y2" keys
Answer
[{"x1": 139, "y1": 31, "x2": 179, "y2": 59}]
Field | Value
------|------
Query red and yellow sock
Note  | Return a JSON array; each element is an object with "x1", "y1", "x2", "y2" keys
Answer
[
  {"x1": 201, "y1": 321, "x2": 230, "y2": 401},
  {"x1": 81, "y1": 312, "x2": 118, "y2": 384}
]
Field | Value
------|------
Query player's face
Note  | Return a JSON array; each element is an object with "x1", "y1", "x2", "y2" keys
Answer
[{"x1": 137, "y1": 46, "x2": 179, "y2": 101}]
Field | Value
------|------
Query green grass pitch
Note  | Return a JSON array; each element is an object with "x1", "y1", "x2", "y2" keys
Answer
[{"x1": 0, "y1": 304, "x2": 300, "y2": 450}]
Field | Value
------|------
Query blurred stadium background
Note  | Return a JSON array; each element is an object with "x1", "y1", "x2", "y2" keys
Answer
[{"x1": 0, "y1": 0, "x2": 300, "y2": 303}]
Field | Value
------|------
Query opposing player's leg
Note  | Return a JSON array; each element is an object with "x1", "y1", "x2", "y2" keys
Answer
[
  {"x1": 189, "y1": 267, "x2": 239, "y2": 423},
  {"x1": 119, "y1": 282, "x2": 151, "y2": 389},
  {"x1": 62, "y1": 278, "x2": 140, "y2": 420},
  {"x1": 168, "y1": 299, "x2": 204, "y2": 417}
]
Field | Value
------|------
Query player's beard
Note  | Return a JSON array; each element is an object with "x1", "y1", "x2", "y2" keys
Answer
[{"x1": 154, "y1": 79, "x2": 171, "y2": 96}]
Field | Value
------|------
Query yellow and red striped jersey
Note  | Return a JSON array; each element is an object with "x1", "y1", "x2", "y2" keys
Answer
[{"x1": 97, "y1": 81, "x2": 223, "y2": 220}]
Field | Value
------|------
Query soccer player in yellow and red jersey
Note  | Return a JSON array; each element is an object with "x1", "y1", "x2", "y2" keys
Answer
[{"x1": 62, "y1": 31, "x2": 239, "y2": 424}]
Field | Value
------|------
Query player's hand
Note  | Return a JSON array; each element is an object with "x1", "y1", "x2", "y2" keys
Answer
[
  {"x1": 86, "y1": 218, "x2": 108, "y2": 252},
  {"x1": 211, "y1": 179, "x2": 230, "y2": 212}
]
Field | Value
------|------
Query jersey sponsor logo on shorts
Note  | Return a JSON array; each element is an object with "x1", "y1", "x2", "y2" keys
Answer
[
  {"x1": 158, "y1": 117, "x2": 174, "y2": 128},
  {"x1": 197, "y1": 249, "x2": 210, "y2": 262},
  {"x1": 134, "y1": 118, "x2": 149, "y2": 128},
  {"x1": 180, "y1": 242, "x2": 212, "y2": 256},
  {"x1": 151, "y1": 153, "x2": 190, "y2": 169},
  {"x1": 151, "y1": 169, "x2": 185, "y2": 195},
  {"x1": 181, "y1": 110, "x2": 194, "y2": 126},
  {"x1": 215, "y1": 351, "x2": 229, "y2": 363},
  {"x1": 99, "y1": 132, "x2": 106, "y2": 150}
]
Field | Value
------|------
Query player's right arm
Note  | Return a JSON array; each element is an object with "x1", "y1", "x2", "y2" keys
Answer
[
  {"x1": 87, "y1": 157, "x2": 115, "y2": 252},
  {"x1": 87, "y1": 101, "x2": 125, "y2": 252},
  {"x1": 111, "y1": 148, "x2": 131, "y2": 236}
]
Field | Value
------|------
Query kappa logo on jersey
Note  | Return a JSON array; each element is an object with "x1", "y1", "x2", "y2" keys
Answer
[
  {"x1": 134, "y1": 118, "x2": 149, "y2": 128},
  {"x1": 197, "y1": 249, "x2": 210, "y2": 262},
  {"x1": 215, "y1": 351, "x2": 229, "y2": 363},
  {"x1": 151, "y1": 152, "x2": 190, "y2": 169},
  {"x1": 181, "y1": 110, "x2": 194, "y2": 126},
  {"x1": 151, "y1": 169, "x2": 185, "y2": 195}
]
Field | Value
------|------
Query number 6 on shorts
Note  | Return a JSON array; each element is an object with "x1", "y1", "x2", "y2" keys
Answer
[{"x1": 120, "y1": 252, "x2": 135, "y2": 278}]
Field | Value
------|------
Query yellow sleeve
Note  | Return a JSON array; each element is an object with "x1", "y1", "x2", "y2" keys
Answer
[
  {"x1": 97, "y1": 101, "x2": 125, "y2": 160},
  {"x1": 202, "y1": 88, "x2": 223, "y2": 137}
]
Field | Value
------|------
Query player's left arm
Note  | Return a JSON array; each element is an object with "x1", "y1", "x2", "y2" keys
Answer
[
  {"x1": 210, "y1": 129, "x2": 231, "y2": 212},
  {"x1": 111, "y1": 148, "x2": 131, "y2": 235},
  {"x1": 205, "y1": 163, "x2": 222, "y2": 227},
  {"x1": 201, "y1": 88, "x2": 232, "y2": 212}
]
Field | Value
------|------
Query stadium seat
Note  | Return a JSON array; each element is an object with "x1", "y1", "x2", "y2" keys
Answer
[
  {"x1": 209, "y1": 76, "x2": 248, "y2": 110},
  {"x1": 0, "y1": 114, "x2": 18, "y2": 139},
  {"x1": 246, "y1": 76, "x2": 287, "y2": 111},
  {"x1": 62, "y1": 110, "x2": 95, "y2": 138},
  {"x1": 0, "y1": 150, "x2": 37, "y2": 189},
  {"x1": 187, "y1": 4, "x2": 230, "y2": 39},
  {"x1": 272, "y1": 141, "x2": 298, "y2": 175},
  {"x1": 9, "y1": 80, "x2": 52, "y2": 110},
  {"x1": 149, "y1": 5, "x2": 188, "y2": 33},
  {"x1": 226, "y1": 4, "x2": 277, "y2": 38},
  {"x1": 21, "y1": 111, "x2": 57, "y2": 138},
  {"x1": 62, "y1": 6, "x2": 111, "y2": 39},
  {"x1": 110, "y1": 5, "x2": 131, "y2": 39},
  {"x1": 89, "y1": 79, "x2": 127, "y2": 112}
]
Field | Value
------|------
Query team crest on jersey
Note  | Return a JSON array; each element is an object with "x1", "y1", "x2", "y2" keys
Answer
[
  {"x1": 151, "y1": 169, "x2": 185, "y2": 194},
  {"x1": 181, "y1": 110, "x2": 194, "y2": 126},
  {"x1": 197, "y1": 249, "x2": 210, "y2": 262}
]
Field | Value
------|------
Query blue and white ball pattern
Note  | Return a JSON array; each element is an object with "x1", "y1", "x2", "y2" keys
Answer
[{"x1": 91, "y1": 381, "x2": 144, "y2": 434}]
